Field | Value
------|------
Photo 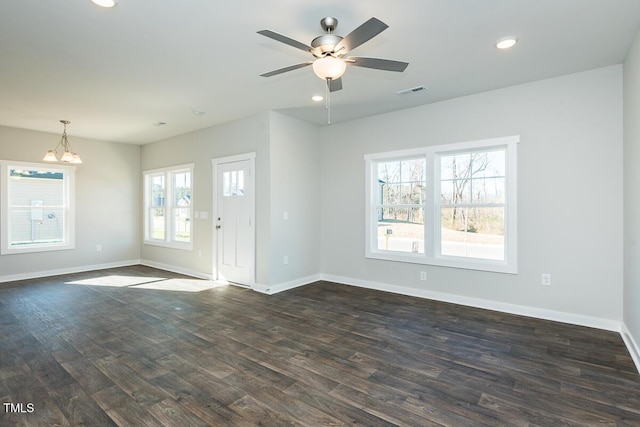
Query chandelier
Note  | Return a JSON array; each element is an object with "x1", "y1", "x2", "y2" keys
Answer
[{"x1": 43, "y1": 120, "x2": 83, "y2": 164}]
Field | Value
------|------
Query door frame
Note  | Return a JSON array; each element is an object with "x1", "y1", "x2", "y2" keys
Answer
[{"x1": 212, "y1": 152, "x2": 256, "y2": 287}]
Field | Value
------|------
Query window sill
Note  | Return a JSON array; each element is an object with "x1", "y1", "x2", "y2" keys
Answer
[
  {"x1": 143, "y1": 240, "x2": 193, "y2": 251},
  {"x1": 1, "y1": 242, "x2": 75, "y2": 255},
  {"x1": 366, "y1": 251, "x2": 517, "y2": 274}
]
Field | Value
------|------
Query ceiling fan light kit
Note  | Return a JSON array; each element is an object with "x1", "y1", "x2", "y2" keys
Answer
[
  {"x1": 258, "y1": 16, "x2": 409, "y2": 124},
  {"x1": 312, "y1": 56, "x2": 347, "y2": 80}
]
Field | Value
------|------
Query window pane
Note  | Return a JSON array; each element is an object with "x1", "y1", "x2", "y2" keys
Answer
[
  {"x1": 401, "y1": 158, "x2": 426, "y2": 182},
  {"x1": 10, "y1": 169, "x2": 64, "y2": 206},
  {"x1": 441, "y1": 149, "x2": 506, "y2": 205},
  {"x1": 173, "y1": 171, "x2": 191, "y2": 206},
  {"x1": 471, "y1": 150, "x2": 506, "y2": 178},
  {"x1": 441, "y1": 207, "x2": 504, "y2": 260},
  {"x1": 401, "y1": 183, "x2": 426, "y2": 204},
  {"x1": 376, "y1": 206, "x2": 424, "y2": 253},
  {"x1": 150, "y1": 207, "x2": 165, "y2": 240},
  {"x1": 378, "y1": 161, "x2": 401, "y2": 183},
  {"x1": 378, "y1": 159, "x2": 426, "y2": 182},
  {"x1": 382, "y1": 184, "x2": 400, "y2": 204},
  {"x1": 378, "y1": 158, "x2": 426, "y2": 205},
  {"x1": 470, "y1": 177, "x2": 505, "y2": 204},
  {"x1": 173, "y1": 207, "x2": 191, "y2": 242},
  {"x1": 151, "y1": 175, "x2": 165, "y2": 207},
  {"x1": 6, "y1": 168, "x2": 68, "y2": 250},
  {"x1": 10, "y1": 208, "x2": 64, "y2": 246},
  {"x1": 440, "y1": 179, "x2": 471, "y2": 205},
  {"x1": 237, "y1": 170, "x2": 245, "y2": 196},
  {"x1": 223, "y1": 170, "x2": 245, "y2": 197},
  {"x1": 441, "y1": 153, "x2": 472, "y2": 181}
]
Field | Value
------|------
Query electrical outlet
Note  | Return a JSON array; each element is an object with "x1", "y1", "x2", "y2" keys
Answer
[
  {"x1": 541, "y1": 273, "x2": 551, "y2": 286},
  {"x1": 283, "y1": 255, "x2": 288, "y2": 265},
  {"x1": 96, "y1": 244, "x2": 102, "y2": 252},
  {"x1": 420, "y1": 271, "x2": 427, "y2": 281}
]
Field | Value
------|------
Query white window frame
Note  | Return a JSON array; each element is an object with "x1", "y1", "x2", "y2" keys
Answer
[
  {"x1": 143, "y1": 163, "x2": 194, "y2": 250},
  {"x1": 365, "y1": 136, "x2": 518, "y2": 274},
  {"x1": 0, "y1": 160, "x2": 76, "y2": 255}
]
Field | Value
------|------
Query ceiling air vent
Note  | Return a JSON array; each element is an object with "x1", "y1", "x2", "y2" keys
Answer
[{"x1": 397, "y1": 85, "x2": 427, "y2": 95}]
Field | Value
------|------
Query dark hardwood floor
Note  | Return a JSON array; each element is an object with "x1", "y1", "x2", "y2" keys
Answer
[{"x1": 1, "y1": 265, "x2": 639, "y2": 426}]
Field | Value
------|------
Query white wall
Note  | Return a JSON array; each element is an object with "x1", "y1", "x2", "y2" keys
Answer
[
  {"x1": 624, "y1": 28, "x2": 640, "y2": 363},
  {"x1": 140, "y1": 112, "x2": 272, "y2": 284},
  {"x1": 267, "y1": 112, "x2": 321, "y2": 288},
  {"x1": 0, "y1": 126, "x2": 141, "y2": 280},
  {"x1": 320, "y1": 66, "x2": 624, "y2": 326}
]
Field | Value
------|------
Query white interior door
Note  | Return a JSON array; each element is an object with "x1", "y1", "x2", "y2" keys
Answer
[{"x1": 213, "y1": 154, "x2": 255, "y2": 286}]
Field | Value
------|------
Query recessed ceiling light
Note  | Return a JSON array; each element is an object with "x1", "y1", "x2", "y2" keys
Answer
[
  {"x1": 312, "y1": 95, "x2": 324, "y2": 102},
  {"x1": 192, "y1": 110, "x2": 206, "y2": 115},
  {"x1": 91, "y1": 0, "x2": 117, "y2": 7},
  {"x1": 496, "y1": 36, "x2": 518, "y2": 49}
]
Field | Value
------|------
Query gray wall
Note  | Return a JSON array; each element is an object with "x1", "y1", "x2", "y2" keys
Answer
[
  {"x1": 140, "y1": 112, "x2": 272, "y2": 285},
  {"x1": 0, "y1": 125, "x2": 141, "y2": 278},
  {"x1": 268, "y1": 112, "x2": 321, "y2": 286},
  {"x1": 140, "y1": 111, "x2": 322, "y2": 290},
  {"x1": 320, "y1": 65, "x2": 623, "y2": 324},
  {"x1": 624, "y1": 29, "x2": 640, "y2": 355}
]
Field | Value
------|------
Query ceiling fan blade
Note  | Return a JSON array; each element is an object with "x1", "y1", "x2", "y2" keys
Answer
[
  {"x1": 346, "y1": 57, "x2": 409, "y2": 72},
  {"x1": 257, "y1": 30, "x2": 312, "y2": 52},
  {"x1": 260, "y1": 62, "x2": 313, "y2": 77},
  {"x1": 328, "y1": 77, "x2": 343, "y2": 92},
  {"x1": 334, "y1": 17, "x2": 388, "y2": 54}
]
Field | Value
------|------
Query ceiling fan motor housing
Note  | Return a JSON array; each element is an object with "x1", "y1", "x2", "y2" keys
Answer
[
  {"x1": 311, "y1": 34, "x2": 343, "y2": 55},
  {"x1": 312, "y1": 17, "x2": 343, "y2": 56}
]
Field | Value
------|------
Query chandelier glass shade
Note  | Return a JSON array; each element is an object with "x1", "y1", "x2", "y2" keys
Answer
[
  {"x1": 312, "y1": 56, "x2": 347, "y2": 80},
  {"x1": 43, "y1": 120, "x2": 83, "y2": 164}
]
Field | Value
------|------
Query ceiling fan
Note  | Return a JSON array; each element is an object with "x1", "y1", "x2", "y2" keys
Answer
[{"x1": 257, "y1": 16, "x2": 409, "y2": 93}]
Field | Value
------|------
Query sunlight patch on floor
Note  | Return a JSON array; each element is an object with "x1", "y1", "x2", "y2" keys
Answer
[
  {"x1": 66, "y1": 275, "x2": 165, "y2": 287},
  {"x1": 65, "y1": 275, "x2": 226, "y2": 292},
  {"x1": 130, "y1": 278, "x2": 227, "y2": 292}
]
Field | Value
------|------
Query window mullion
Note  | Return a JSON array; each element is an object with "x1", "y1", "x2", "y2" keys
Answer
[
  {"x1": 425, "y1": 151, "x2": 436, "y2": 259},
  {"x1": 165, "y1": 171, "x2": 172, "y2": 243}
]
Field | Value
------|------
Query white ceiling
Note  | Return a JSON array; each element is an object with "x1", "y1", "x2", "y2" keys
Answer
[{"x1": 1, "y1": 1, "x2": 639, "y2": 145}]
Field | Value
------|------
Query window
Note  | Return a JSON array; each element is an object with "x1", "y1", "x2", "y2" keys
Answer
[
  {"x1": 144, "y1": 164, "x2": 193, "y2": 249},
  {"x1": 365, "y1": 136, "x2": 518, "y2": 273},
  {"x1": 0, "y1": 161, "x2": 76, "y2": 254},
  {"x1": 376, "y1": 157, "x2": 426, "y2": 254},
  {"x1": 222, "y1": 169, "x2": 245, "y2": 197}
]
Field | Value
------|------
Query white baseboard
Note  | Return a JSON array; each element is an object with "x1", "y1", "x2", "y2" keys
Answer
[
  {"x1": 253, "y1": 274, "x2": 321, "y2": 295},
  {"x1": 139, "y1": 259, "x2": 214, "y2": 281},
  {"x1": 320, "y1": 274, "x2": 623, "y2": 333},
  {"x1": 0, "y1": 259, "x2": 141, "y2": 284},
  {"x1": 621, "y1": 323, "x2": 640, "y2": 374}
]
